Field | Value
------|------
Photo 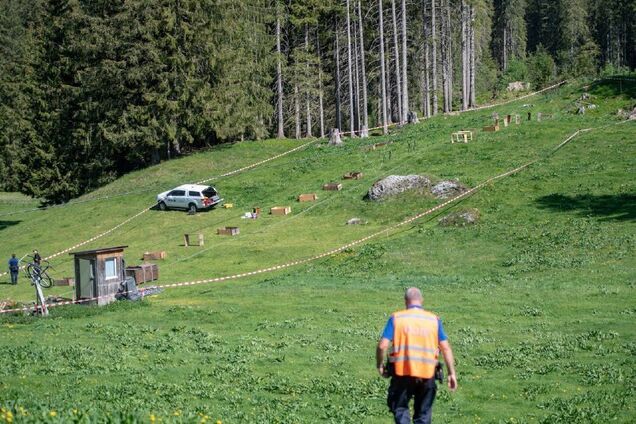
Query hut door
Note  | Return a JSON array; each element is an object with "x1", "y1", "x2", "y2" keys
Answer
[{"x1": 79, "y1": 258, "x2": 96, "y2": 298}]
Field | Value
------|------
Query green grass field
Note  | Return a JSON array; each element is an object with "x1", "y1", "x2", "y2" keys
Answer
[{"x1": 0, "y1": 79, "x2": 635, "y2": 423}]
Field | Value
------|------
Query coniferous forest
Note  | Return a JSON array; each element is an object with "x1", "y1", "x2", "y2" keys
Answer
[{"x1": 1, "y1": 0, "x2": 634, "y2": 203}]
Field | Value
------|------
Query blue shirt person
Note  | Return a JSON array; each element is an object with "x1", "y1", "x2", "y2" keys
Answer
[{"x1": 8, "y1": 254, "x2": 19, "y2": 285}]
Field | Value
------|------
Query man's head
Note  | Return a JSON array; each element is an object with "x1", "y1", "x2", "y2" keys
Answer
[
  {"x1": 404, "y1": 287, "x2": 423, "y2": 307},
  {"x1": 33, "y1": 249, "x2": 38, "y2": 254},
  {"x1": 11, "y1": 254, "x2": 16, "y2": 259}
]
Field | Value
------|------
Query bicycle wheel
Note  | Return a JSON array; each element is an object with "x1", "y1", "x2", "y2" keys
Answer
[{"x1": 39, "y1": 272, "x2": 53, "y2": 288}]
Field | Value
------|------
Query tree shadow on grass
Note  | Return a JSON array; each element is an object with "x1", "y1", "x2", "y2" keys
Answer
[
  {"x1": 588, "y1": 78, "x2": 636, "y2": 99},
  {"x1": 536, "y1": 193, "x2": 636, "y2": 222},
  {"x1": 0, "y1": 220, "x2": 21, "y2": 231}
]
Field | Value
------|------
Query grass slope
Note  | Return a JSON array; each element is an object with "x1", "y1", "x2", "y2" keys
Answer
[{"x1": 0, "y1": 79, "x2": 635, "y2": 423}]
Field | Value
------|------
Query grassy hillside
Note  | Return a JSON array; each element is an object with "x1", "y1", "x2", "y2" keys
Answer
[{"x1": 0, "y1": 79, "x2": 634, "y2": 423}]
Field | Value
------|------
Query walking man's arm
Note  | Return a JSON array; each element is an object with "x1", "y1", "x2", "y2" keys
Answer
[
  {"x1": 439, "y1": 340, "x2": 457, "y2": 391},
  {"x1": 376, "y1": 338, "x2": 390, "y2": 377}
]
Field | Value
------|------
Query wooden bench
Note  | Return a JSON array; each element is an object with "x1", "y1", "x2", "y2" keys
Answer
[{"x1": 451, "y1": 131, "x2": 474, "y2": 143}]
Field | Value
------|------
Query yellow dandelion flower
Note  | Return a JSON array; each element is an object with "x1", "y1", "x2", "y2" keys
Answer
[
  {"x1": 49, "y1": 410, "x2": 57, "y2": 417},
  {"x1": 150, "y1": 413, "x2": 156, "y2": 423}
]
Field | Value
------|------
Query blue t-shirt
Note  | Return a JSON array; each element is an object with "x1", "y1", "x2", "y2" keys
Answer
[
  {"x1": 381, "y1": 305, "x2": 447, "y2": 342},
  {"x1": 8, "y1": 258, "x2": 19, "y2": 270}
]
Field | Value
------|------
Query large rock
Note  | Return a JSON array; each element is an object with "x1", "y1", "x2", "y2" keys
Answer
[
  {"x1": 367, "y1": 175, "x2": 431, "y2": 201},
  {"x1": 438, "y1": 208, "x2": 480, "y2": 227},
  {"x1": 431, "y1": 180, "x2": 469, "y2": 199},
  {"x1": 507, "y1": 81, "x2": 530, "y2": 92}
]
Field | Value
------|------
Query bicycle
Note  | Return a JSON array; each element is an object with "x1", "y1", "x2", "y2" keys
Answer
[{"x1": 24, "y1": 256, "x2": 54, "y2": 289}]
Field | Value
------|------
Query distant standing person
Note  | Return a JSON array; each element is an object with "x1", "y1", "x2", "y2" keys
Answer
[
  {"x1": 376, "y1": 287, "x2": 457, "y2": 424},
  {"x1": 8, "y1": 254, "x2": 19, "y2": 285},
  {"x1": 32, "y1": 250, "x2": 41, "y2": 265}
]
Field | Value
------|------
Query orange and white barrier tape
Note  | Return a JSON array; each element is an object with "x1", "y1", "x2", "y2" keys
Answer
[{"x1": 0, "y1": 127, "x2": 594, "y2": 315}]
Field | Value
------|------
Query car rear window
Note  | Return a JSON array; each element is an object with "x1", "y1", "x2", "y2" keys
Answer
[
  {"x1": 188, "y1": 191, "x2": 201, "y2": 197},
  {"x1": 169, "y1": 190, "x2": 186, "y2": 196},
  {"x1": 202, "y1": 187, "x2": 217, "y2": 197}
]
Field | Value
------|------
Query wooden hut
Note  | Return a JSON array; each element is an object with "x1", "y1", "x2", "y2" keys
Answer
[{"x1": 70, "y1": 246, "x2": 128, "y2": 306}]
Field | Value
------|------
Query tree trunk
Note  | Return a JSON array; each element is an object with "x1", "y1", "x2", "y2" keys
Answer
[
  {"x1": 305, "y1": 26, "x2": 312, "y2": 137},
  {"x1": 358, "y1": 0, "x2": 369, "y2": 136},
  {"x1": 440, "y1": 0, "x2": 448, "y2": 112},
  {"x1": 446, "y1": 0, "x2": 453, "y2": 112},
  {"x1": 379, "y1": 0, "x2": 388, "y2": 134},
  {"x1": 353, "y1": 20, "x2": 361, "y2": 132},
  {"x1": 294, "y1": 83, "x2": 301, "y2": 139},
  {"x1": 469, "y1": 6, "x2": 477, "y2": 108},
  {"x1": 401, "y1": 0, "x2": 409, "y2": 123},
  {"x1": 422, "y1": 2, "x2": 431, "y2": 118},
  {"x1": 391, "y1": 0, "x2": 402, "y2": 123},
  {"x1": 346, "y1": 0, "x2": 356, "y2": 136},
  {"x1": 276, "y1": 8, "x2": 284, "y2": 138},
  {"x1": 317, "y1": 36, "x2": 325, "y2": 138},
  {"x1": 335, "y1": 20, "x2": 342, "y2": 131},
  {"x1": 461, "y1": 0, "x2": 468, "y2": 111},
  {"x1": 431, "y1": 0, "x2": 438, "y2": 115}
]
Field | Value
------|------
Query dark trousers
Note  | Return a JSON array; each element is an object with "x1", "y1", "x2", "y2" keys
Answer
[
  {"x1": 10, "y1": 271, "x2": 18, "y2": 284},
  {"x1": 387, "y1": 376, "x2": 437, "y2": 424}
]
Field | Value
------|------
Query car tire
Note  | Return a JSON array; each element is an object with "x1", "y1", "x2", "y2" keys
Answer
[
  {"x1": 158, "y1": 201, "x2": 167, "y2": 211},
  {"x1": 188, "y1": 203, "x2": 197, "y2": 214}
]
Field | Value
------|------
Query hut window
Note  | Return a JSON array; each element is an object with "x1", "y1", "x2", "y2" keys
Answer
[{"x1": 105, "y1": 257, "x2": 118, "y2": 280}]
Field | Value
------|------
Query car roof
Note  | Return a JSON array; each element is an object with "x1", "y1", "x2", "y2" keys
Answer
[{"x1": 173, "y1": 184, "x2": 214, "y2": 192}]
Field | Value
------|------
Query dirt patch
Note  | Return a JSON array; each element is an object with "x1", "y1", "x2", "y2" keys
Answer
[
  {"x1": 367, "y1": 175, "x2": 432, "y2": 201},
  {"x1": 438, "y1": 208, "x2": 480, "y2": 227},
  {"x1": 431, "y1": 180, "x2": 469, "y2": 199}
]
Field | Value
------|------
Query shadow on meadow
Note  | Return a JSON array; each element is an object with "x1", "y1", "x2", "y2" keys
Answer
[
  {"x1": 588, "y1": 77, "x2": 636, "y2": 99},
  {"x1": 535, "y1": 193, "x2": 636, "y2": 221},
  {"x1": 0, "y1": 220, "x2": 21, "y2": 231}
]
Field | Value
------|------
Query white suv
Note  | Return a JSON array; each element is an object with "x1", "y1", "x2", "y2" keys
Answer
[{"x1": 156, "y1": 184, "x2": 222, "y2": 213}]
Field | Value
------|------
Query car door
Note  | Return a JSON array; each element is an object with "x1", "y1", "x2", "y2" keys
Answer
[{"x1": 166, "y1": 190, "x2": 186, "y2": 208}]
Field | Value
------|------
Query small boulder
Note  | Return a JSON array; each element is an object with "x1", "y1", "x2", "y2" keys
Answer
[
  {"x1": 346, "y1": 217, "x2": 367, "y2": 225},
  {"x1": 438, "y1": 208, "x2": 480, "y2": 227},
  {"x1": 431, "y1": 180, "x2": 469, "y2": 199},
  {"x1": 629, "y1": 107, "x2": 636, "y2": 120},
  {"x1": 367, "y1": 175, "x2": 431, "y2": 201}
]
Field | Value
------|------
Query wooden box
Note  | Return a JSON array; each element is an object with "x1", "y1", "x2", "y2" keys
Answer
[
  {"x1": 343, "y1": 172, "x2": 363, "y2": 180},
  {"x1": 126, "y1": 263, "x2": 159, "y2": 284},
  {"x1": 322, "y1": 183, "x2": 343, "y2": 191},
  {"x1": 270, "y1": 206, "x2": 291, "y2": 216},
  {"x1": 184, "y1": 233, "x2": 204, "y2": 246},
  {"x1": 482, "y1": 124, "x2": 500, "y2": 132},
  {"x1": 217, "y1": 226, "x2": 240, "y2": 236},
  {"x1": 54, "y1": 277, "x2": 75, "y2": 287},
  {"x1": 143, "y1": 251, "x2": 166, "y2": 261},
  {"x1": 298, "y1": 193, "x2": 318, "y2": 202}
]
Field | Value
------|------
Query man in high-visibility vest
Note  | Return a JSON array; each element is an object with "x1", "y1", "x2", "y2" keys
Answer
[{"x1": 376, "y1": 287, "x2": 457, "y2": 424}]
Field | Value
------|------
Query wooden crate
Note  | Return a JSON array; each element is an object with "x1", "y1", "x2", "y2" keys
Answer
[
  {"x1": 142, "y1": 251, "x2": 166, "y2": 261},
  {"x1": 482, "y1": 124, "x2": 500, "y2": 132},
  {"x1": 54, "y1": 277, "x2": 75, "y2": 287},
  {"x1": 298, "y1": 193, "x2": 318, "y2": 202},
  {"x1": 184, "y1": 233, "x2": 204, "y2": 246},
  {"x1": 217, "y1": 226, "x2": 240, "y2": 236},
  {"x1": 126, "y1": 263, "x2": 159, "y2": 284},
  {"x1": 343, "y1": 172, "x2": 363, "y2": 180},
  {"x1": 322, "y1": 183, "x2": 343, "y2": 191},
  {"x1": 270, "y1": 206, "x2": 291, "y2": 216}
]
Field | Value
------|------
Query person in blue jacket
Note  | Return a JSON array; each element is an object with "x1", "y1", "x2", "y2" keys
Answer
[{"x1": 8, "y1": 254, "x2": 19, "y2": 285}]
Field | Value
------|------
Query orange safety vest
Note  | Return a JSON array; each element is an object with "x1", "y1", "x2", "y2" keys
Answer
[{"x1": 389, "y1": 308, "x2": 439, "y2": 378}]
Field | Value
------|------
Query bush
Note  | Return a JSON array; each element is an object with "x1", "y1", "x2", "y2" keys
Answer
[{"x1": 528, "y1": 45, "x2": 557, "y2": 88}]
